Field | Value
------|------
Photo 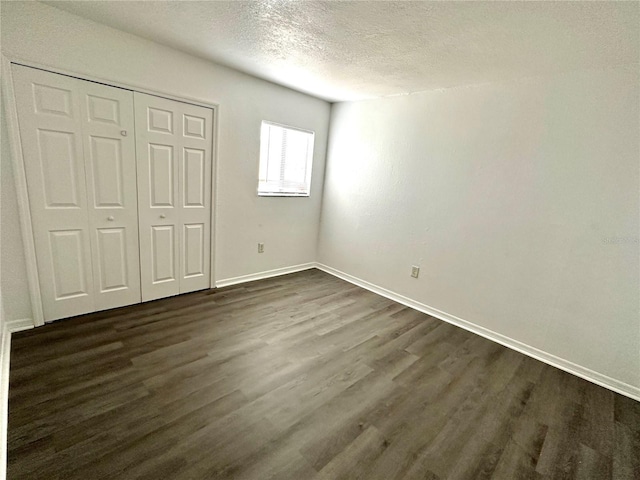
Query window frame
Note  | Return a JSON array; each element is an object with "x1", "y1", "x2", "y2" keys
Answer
[{"x1": 257, "y1": 120, "x2": 315, "y2": 197}]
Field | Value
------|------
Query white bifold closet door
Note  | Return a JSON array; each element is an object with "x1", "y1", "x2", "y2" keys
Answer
[
  {"x1": 12, "y1": 65, "x2": 141, "y2": 321},
  {"x1": 134, "y1": 92, "x2": 212, "y2": 302}
]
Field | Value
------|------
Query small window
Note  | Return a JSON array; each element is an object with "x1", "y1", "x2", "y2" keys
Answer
[{"x1": 258, "y1": 121, "x2": 314, "y2": 196}]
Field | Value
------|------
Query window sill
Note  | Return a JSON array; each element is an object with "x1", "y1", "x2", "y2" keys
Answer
[{"x1": 258, "y1": 192, "x2": 310, "y2": 197}]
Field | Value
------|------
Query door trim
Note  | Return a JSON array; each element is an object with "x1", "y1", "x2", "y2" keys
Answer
[
  {"x1": 1, "y1": 54, "x2": 219, "y2": 324},
  {"x1": 1, "y1": 55, "x2": 45, "y2": 326}
]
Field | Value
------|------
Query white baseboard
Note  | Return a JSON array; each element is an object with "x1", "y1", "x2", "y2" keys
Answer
[
  {"x1": 215, "y1": 263, "x2": 316, "y2": 288},
  {"x1": 1, "y1": 318, "x2": 33, "y2": 480},
  {"x1": 315, "y1": 263, "x2": 640, "y2": 402},
  {"x1": 5, "y1": 318, "x2": 34, "y2": 334}
]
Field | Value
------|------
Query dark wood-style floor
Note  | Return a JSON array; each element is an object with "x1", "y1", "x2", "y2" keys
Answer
[{"x1": 7, "y1": 269, "x2": 640, "y2": 479}]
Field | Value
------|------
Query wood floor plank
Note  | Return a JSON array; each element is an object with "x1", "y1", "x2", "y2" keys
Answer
[{"x1": 7, "y1": 269, "x2": 639, "y2": 479}]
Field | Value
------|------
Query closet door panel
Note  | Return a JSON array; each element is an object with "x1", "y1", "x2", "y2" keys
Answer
[
  {"x1": 96, "y1": 227, "x2": 129, "y2": 291},
  {"x1": 89, "y1": 136, "x2": 124, "y2": 207},
  {"x1": 49, "y1": 229, "x2": 91, "y2": 300},
  {"x1": 148, "y1": 144, "x2": 175, "y2": 207},
  {"x1": 151, "y1": 225, "x2": 177, "y2": 283},
  {"x1": 134, "y1": 93, "x2": 181, "y2": 301},
  {"x1": 37, "y1": 130, "x2": 81, "y2": 207},
  {"x1": 183, "y1": 223, "x2": 205, "y2": 279},
  {"x1": 12, "y1": 65, "x2": 95, "y2": 321},
  {"x1": 79, "y1": 80, "x2": 141, "y2": 311},
  {"x1": 178, "y1": 102, "x2": 212, "y2": 294},
  {"x1": 134, "y1": 92, "x2": 212, "y2": 301}
]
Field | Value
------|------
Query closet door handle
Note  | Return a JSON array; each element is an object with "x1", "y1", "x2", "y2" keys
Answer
[
  {"x1": 107, "y1": 216, "x2": 115, "y2": 221},
  {"x1": 160, "y1": 214, "x2": 166, "y2": 219}
]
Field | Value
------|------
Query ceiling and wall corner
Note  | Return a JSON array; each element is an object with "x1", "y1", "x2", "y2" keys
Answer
[{"x1": 43, "y1": 0, "x2": 640, "y2": 102}]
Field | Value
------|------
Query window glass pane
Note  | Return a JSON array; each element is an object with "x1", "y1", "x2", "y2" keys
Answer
[
  {"x1": 258, "y1": 122, "x2": 314, "y2": 196},
  {"x1": 266, "y1": 126, "x2": 283, "y2": 184},
  {"x1": 283, "y1": 129, "x2": 308, "y2": 186}
]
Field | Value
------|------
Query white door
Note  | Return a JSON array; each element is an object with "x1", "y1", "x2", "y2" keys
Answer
[
  {"x1": 13, "y1": 66, "x2": 95, "y2": 321},
  {"x1": 134, "y1": 92, "x2": 212, "y2": 302},
  {"x1": 13, "y1": 65, "x2": 141, "y2": 321},
  {"x1": 77, "y1": 80, "x2": 141, "y2": 311}
]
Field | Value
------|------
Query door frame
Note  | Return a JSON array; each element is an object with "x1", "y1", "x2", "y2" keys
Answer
[{"x1": 1, "y1": 54, "x2": 220, "y2": 326}]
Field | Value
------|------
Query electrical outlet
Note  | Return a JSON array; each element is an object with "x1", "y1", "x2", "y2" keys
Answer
[
  {"x1": 258, "y1": 243, "x2": 264, "y2": 253},
  {"x1": 411, "y1": 265, "x2": 420, "y2": 278}
]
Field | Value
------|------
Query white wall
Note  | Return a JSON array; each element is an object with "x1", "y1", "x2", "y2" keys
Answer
[
  {"x1": 318, "y1": 66, "x2": 640, "y2": 391},
  {"x1": 0, "y1": 1, "x2": 330, "y2": 323}
]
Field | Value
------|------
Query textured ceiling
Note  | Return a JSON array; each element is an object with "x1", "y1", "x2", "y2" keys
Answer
[{"x1": 44, "y1": 1, "x2": 639, "y2": 102}]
